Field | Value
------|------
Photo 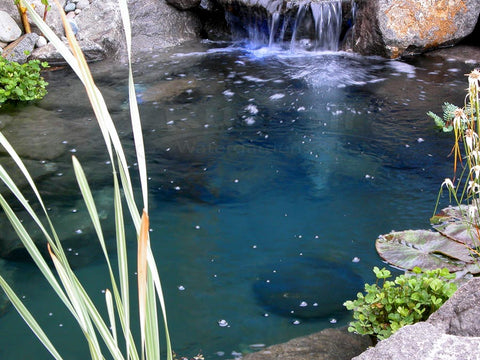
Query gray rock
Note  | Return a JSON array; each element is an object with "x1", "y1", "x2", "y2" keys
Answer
[
  {"x1": 35, "y1": 35, "x2": 47, "y2": 48},
  {"x1": 353, "y1": 0, "x2": 480, "y2": 58},
  {"x1": 428, "y1": 277, "x2": 480, "y2": 337},
  {"x1": 0, "y1": 10, "x2": 22, "y2": 42},
  {"x1": 75, "y1": 0, "x2": 90, "y2": 10},
  {"x1": 0, "y1": 106, "x2": 66, "y2": 161},
  {"x1": 2, "y1": 33, "x2": 39, "y2": 64},
  {"x1": 243, "y1": 327, "x2": 373, "y2": 360},
  {"x1": 32, "y1": 39, "x2": 105, "y2": 65},
  {"x1": 64, "y1": 2, "x2": 76, "y2": 12},
  {"x1": 0, "y1": 1, "x2": 66, "y2": 39},
  {"x1": 353, "y1": 278, "x2": 480, "y2": 360},
  {"x1": 128, "y1": 0, "x2": 202, "y2": 57},
  {"x1": 74, "y1": 0, "x2": 124, "y2": 59},
  {"x1": 166, "y1": 0, "x2": 201, "y2": 11}
]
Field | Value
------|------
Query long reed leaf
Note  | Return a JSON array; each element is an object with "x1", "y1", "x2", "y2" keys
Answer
[
  {"x1": 138, "y1": 210, "x2": 149, "y2": 359},
  {"x1": 0, "y1": 276, "x2": 63, "y2": 360}
]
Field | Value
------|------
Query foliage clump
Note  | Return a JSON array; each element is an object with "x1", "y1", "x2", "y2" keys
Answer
[
  {"x1": 343, "y1": 266, "x2": 457, "y2": 340},
  {"x1": 0, "y1": 57, "x2": 49, "y2": 107}
]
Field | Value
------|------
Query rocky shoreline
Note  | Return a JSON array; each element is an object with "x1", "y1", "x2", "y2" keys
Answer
[{"x1": 1, "y1": 0, "x2": 479, "y2": 65}]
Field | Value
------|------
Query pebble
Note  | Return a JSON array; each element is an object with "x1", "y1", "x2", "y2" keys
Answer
[
  {"x1": 64, "y1": 2, "x2": 76, "y2": 12},
  {"x1": 36, "y1": 36, "x2": 47, "y2": 48},
  {"x1": 68, "y1": 19, "x2": 79, "y2": 35}
]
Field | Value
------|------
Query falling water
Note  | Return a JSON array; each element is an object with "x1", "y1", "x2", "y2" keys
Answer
[
  {"x1": 311, "y1": 1, "x2": 342, "y2": 51},
  {"x1": 289, "y1": 3, "x2": 309, "y2": 51},
  {"x1": 227, "y1": 0, "x2": 347, "y2": 51}
]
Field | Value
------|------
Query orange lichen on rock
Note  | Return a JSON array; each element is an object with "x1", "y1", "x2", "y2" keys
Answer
[{"x1": 384, "y1": 0, "x2": 468, "y2": 46}]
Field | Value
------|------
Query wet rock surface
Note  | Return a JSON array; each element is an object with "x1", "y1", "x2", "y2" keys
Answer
[
  {"x1": 354, "y1": 0, "x2": 480, "y2": 57},
  {"x1": 243, "y1": 326, "x2": 373, "y2": 360}
]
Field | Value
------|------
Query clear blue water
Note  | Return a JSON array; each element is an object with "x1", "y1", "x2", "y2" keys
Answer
[{"x1": 0, "y1": 42, "x2": 472, "y2": 359}]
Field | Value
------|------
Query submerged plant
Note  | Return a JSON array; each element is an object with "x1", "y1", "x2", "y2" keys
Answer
[
  {"x1": 343, "y1": 267, "x2": 457, "y2": 340},
  {"x1": 0, "y1": 0, "x2": 172, "y2": 359}
]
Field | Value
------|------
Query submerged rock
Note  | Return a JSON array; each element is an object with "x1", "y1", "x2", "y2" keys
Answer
[{"x1": 253, "y1": 257, "x2": 363, "y2": 319}]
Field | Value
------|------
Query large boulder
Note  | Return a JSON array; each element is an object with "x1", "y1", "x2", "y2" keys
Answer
[
  {"x1": 353, "y1": 278, "x2": 480, "y2": 360},
  {"x1": 353, "y1": 0, "x2": 480, "y2": 58},
  {"x1": 242, "y1": 327, "x2": 373, "y2": 360},
  {"x1": 128, "y1": 0, "x2": 202, "y2": 57},
  {"x1": 0, "y1": 10, "x2": 22, "y2": 43},
  {"x1": 0, "y1": 0, "x2": 203, "y2": 63},
  {"x1": 166, "y1": 0, "x2": 201, "y2": 11}
]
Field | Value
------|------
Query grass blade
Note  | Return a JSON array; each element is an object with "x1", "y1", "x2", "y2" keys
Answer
[
  {"x1": 0, "y1": 276, "x2": 63, "y2": 360},
  {"x1": 138, "y1": 210, "x2": 149, "y2": 359}
]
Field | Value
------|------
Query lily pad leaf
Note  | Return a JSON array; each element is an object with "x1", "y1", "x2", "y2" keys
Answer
[
  {"x1": 430, "y1": 205, "x2": 470, "y2": 225},
  {"x1": 376, "y1": 230, "x2": 477, "y2": 272},
  {"x1": 432, "y1": 221, "x2": 480, "y2": 249}
]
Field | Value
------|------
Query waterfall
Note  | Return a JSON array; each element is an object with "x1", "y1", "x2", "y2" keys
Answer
[
  {"x1": 225, "y1": 0, "x2": 352, "y2": 52},
  {"x1": 311, "y1": 1, "x2": 342, "y2": 51}
]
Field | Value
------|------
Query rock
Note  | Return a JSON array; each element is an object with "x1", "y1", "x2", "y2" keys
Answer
[
  {"x1": 253, "y1": 258, "x2": 364, "y2": 319},
  {"x1": 0, "y1": 107, "x2": 67, "y2": 161},
  {"x1": 74, "y1": 0, "x2": 125, "y2": 59},
  {"x1": 353, "y1": 278, "x2": 480, "y2": 360},
  {"x1": 0, "y1": 10, "x2": 22, "y2": 43},
  {"x1": 129, "y1": 0, "x2": 202, "y2": 57},
  {"x1": 36, "y1": 35, "x2": 47, "y2": 48},
  {"x1": 68, "y1": 19, "x2": 79, "y2": 34},
  {"x1": 426, "y1": 45, "x2": 480, "y2": 66},
  {"x1": 428, "y1": 277, "x2": 480, "y2": 337},
  {"x1": 166, "y1": 0, "x2": 201, "y2": 11},
  {"x1": 243, "y1": 327, "x2": 373, "y2": 360},
  {"x1": 353, "y1": 0, "x2": 480, "y2": 58},
  {"x1": 2, "y1": 33, "x2": 39, "y2": 64},
  {"x1": 64, "y1": 2, "x2": 76, "y2": 12},
  {"x1": 75, "y1": 0, "x2": 90, "y2": 10},
  {"x1": 0, "y1": 1, "x2": 66, "y2": 40},
  {"x1": 0, "y1": 187, "x2": 116, "y2": 268},
  {"x1": 32, "y1": 39, "x2": 105, "y2": 65}
]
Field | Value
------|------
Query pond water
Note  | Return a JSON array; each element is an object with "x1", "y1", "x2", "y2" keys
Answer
[{"x1": 0, "y1": 41, "x2": 473, "y2": 359}]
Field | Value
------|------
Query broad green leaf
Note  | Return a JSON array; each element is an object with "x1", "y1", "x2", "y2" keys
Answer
[{"x1": 376, "y1": 230, "x2": 477, "y2": 272}]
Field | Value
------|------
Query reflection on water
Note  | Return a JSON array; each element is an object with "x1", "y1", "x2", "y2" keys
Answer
[{"x1": 0, "y1": 42, "x2": 473, "y2": 359}]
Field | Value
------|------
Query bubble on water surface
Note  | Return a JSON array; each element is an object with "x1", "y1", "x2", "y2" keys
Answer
[
  {"x1": 245, "y1": 104, "x2": 259, "y2": 114},
  {"x1": 244, "y1": 117, "x2": 256, "y2": 125},
  {"x1": 217, "y1": 319, "x2": 229, "y2": 327},
  {"x1": 269, "y1": 93, "x2": 285, "y2": 100}
]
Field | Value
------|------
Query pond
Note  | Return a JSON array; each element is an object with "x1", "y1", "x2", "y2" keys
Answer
[{"x1": 0, "y1": 41, "x2": 472, "y2": 359}]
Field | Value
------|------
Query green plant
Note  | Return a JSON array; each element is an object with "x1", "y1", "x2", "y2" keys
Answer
[
  {"x1": 0, "y1": 57, "x2": 49, "y2": 107},
  {"x1": 343, "y1": 266, "x2": 457, "y2": 340},
  {"x1": 0, "y1": 0, "x2": 173, "y2": 359}
]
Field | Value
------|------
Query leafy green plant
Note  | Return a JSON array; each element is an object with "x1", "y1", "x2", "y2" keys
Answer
[
  {"x1": 427, "y1": 102, "x2": 459, "y2": 132},
  {"x1": 0, "y1": 57, "x2": 49, "y2": 107},
  {"x1": 343, "y1": 266, "x2": 457, "y2": 340},
  {"x1": 0, "y1": 0, "x2": 173, "y2": 359}
]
